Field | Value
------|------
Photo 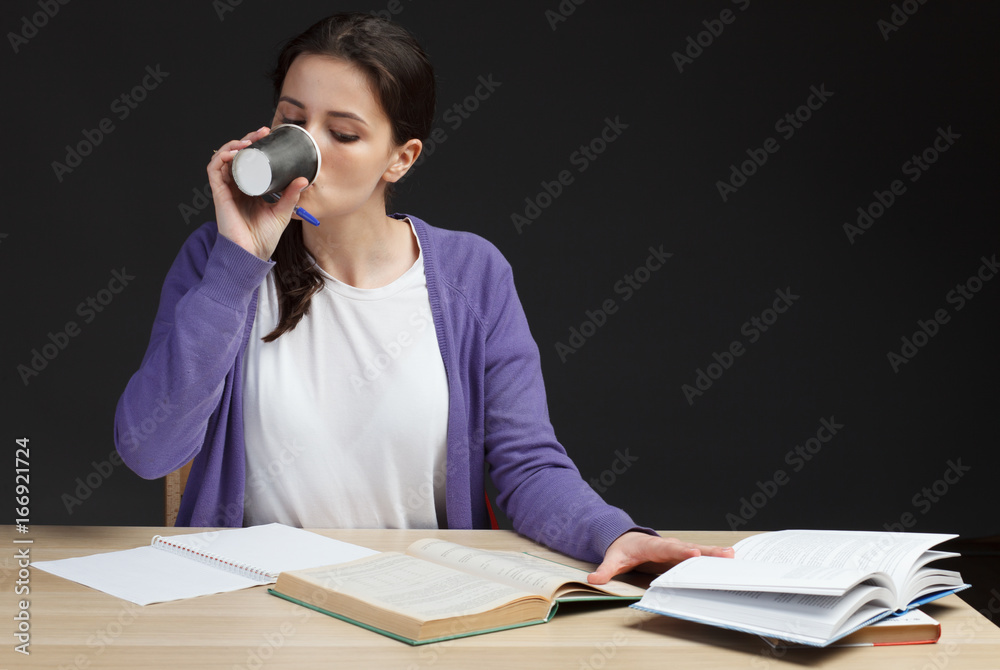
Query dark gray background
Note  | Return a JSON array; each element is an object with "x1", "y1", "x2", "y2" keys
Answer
[{"x1": 3, "y1": 1, "x2": 997, "y2": 547}]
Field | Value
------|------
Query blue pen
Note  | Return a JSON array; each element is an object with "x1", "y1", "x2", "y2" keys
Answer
[
  {"x1": 261, "y1": 193, "x2": 320, "y2": 226},
  {"x1": 294, "y1": 206, "x2": 321, "y2": 226}
]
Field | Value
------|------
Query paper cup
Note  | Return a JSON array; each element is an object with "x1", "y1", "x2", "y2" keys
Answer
[{"x1": 231, "y1": 124, "x2": 322, "y2": 197}]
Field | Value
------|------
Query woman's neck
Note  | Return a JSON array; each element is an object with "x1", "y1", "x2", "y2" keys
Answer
[{"x1": 301, "y1": 208, "x2": 418, "y2": 289}]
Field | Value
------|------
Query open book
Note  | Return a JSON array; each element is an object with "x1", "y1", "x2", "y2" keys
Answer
[
  {"x1": 32, "y1": 523, "x2": 377, "y2": 605},
  {"x1": 269, "y1": 538, "x2": 646, "y2": 645},
  {"x1": 631, "y1": 529, "x2": 968, "y2": 647}
]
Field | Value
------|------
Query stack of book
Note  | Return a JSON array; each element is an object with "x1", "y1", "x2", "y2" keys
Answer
[{"x1": 631, "y1": 529, "x2": 967, "y2": 647}]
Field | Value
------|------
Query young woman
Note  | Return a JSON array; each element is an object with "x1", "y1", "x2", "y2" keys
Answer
[{"x1": 114, "y1": 12, "x2": 732, "y2": 584}]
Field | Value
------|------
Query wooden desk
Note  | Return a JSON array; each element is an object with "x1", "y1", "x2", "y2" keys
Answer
[{"x1": 3, "y1": 527, "x2": 999, "y2": 669}]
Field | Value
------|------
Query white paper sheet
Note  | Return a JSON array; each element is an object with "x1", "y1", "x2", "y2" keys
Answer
[{"x1": 33, "y1": 546, "x2": 264, "y2": 605}]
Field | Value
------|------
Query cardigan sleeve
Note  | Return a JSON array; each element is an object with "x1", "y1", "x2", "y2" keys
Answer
[
  {"x1": 481, "y1": 259, "x2": 656, "y2": 563},
  {"x1": 114, "y1": 223, "x2": 273, "y2": 479}
]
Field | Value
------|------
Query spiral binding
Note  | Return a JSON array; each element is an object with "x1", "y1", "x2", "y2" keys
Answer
[{"x1": 150, "y1": 534, "x2": 274, "y2": 582}]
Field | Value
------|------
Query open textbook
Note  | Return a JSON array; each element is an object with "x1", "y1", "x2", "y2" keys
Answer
[
  {"x1": 631, "y1": 529, "x2": 968, "y2": 647},
  {"x1": 269, "y1": 538, "x2": 646, "y2": 644},
  {"x1": 32, "y1": 523, "x2": 377, "y2": 605}
]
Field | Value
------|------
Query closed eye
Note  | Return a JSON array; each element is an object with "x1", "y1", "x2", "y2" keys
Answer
[
  {"x1": 279, "y1": 118, "x2": 357, "y2": 143},
  {"x1": 332, "y1": 131, "x2": 359, "y2": 143}
]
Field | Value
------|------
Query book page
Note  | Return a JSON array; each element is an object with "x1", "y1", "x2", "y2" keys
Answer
[
  {"x1": 404, "y1": 539, "x2": 645, "y2": 600},
  {"x1": 286, "y1": 552, "x2": 540, "y2": 621},
  {"x1": 904, "y1": 568, "x2": 967, "y2": 604},
  {"x1": 651, "y1": 555, "x2": 884, "y2": 595},
  {"x1": 733, "y1": 530, "x2": 955, "y2": 603},
  {"x1": 869, "y1": 608, "x2": 939, "y2": 627}
]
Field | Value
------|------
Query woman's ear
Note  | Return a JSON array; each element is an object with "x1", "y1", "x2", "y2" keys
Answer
[{"x1": 383, "y1": 138, "x2": 423, "y2": 183}]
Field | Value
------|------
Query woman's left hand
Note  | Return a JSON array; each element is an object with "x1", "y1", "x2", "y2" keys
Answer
[{"x1": 587, "y1": 531, "x2": 735, "y2": 584}]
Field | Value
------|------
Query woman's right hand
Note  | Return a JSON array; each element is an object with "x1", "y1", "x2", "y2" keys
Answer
[{"x1": 208, "y1": 126, "x2": 310, "y2": 260}]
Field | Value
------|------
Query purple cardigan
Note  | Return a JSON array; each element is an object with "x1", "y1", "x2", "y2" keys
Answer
[{"x1": 114, "y1": 215, "x2": 648, "y2": 562}]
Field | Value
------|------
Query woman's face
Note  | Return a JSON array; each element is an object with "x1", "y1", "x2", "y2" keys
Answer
[{"x1": 272, "y1": 54, "x2": 415, "y2": 221}]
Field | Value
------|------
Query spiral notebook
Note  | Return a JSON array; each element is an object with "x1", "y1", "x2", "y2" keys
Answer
[{"x1": 32, "y1": 523, "x2": 377, "y2": 605}]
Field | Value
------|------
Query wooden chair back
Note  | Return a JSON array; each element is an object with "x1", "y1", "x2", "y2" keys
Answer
[{"x1": 164, "y1": 461, "x2": 193, "y2": 526}]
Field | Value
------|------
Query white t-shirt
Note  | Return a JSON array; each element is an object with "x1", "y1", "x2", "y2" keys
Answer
[{"x1": 241, "y1": 221, "x2": 449, "y2": 529}]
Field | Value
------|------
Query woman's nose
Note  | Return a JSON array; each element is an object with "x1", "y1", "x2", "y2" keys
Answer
[{"x1": 302, "y1": 122, "x2": 324, "y2": 144}]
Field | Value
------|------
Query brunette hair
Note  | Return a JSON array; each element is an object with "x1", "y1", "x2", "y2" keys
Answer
[{"x1": 262, "y1": 13, "x2": 435, "y2": 342}]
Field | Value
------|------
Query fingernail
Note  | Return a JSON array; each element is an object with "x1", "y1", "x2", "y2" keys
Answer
[{"x1": 257, "y1": 126, "x2": 268, "y2": 132}]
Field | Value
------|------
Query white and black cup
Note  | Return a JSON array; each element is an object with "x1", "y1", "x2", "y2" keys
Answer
[{"x1": 231, "y1": 124, "x2": 322, "y2": 197}]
